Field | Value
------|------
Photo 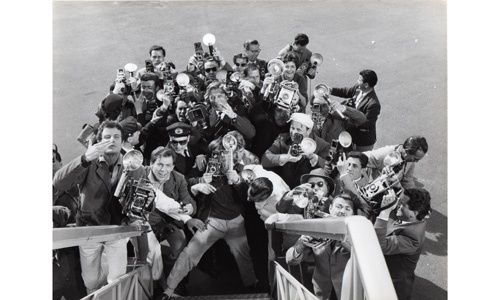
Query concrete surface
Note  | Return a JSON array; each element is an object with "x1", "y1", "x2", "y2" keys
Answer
[{"x1": 53, "y1": 1, "x2": 447, "y2": 299}]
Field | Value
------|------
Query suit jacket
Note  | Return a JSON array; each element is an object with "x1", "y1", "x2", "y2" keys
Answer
[
  {"x1": 261, "y1": 132, "x2": 330, "y2": 188},
  {"x1": 286, "y1": 240, "x2": 351, "y2": 300},
  {"x1": 330, "y1": 85, "x2": 381, "y2": 146},
  {"x1": 53, "y1": 155, "x2": 147, "y2": 226},
  {"x1": 146, "y1": 167, "x2": 197, "y2": 230},
  {"x1": 375, "y1": 217, "x2": 427, "y2": 300}
]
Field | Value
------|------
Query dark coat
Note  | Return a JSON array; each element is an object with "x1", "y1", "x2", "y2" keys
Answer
[
  {"x1": 330, "y1": 85, "x2": 381, "y2": 147},
  {"x1": 53, "y1": 155, "x2": 147, "y2": 226},
  {"x1": 375, "y1": 218, "x2": 427, "y2": 300}
]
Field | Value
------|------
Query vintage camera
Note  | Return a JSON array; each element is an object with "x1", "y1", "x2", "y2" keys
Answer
[
  {"x1": 359, "y1": 159, "x2": 405, "y2": 201},
  {"x1": 275, "y1": 80, "x2": 298, "y2": 110},
  {"x1": 115, "y1": 68, "x2": 132, "y2": 95},
  {"x1": 186, "y1": 103, "x2": 209, "y2": 129},
  {"x1": 202, "y1": 33, "x2": 217, "y2": 60},
  {"x1": 290, "y1": 133, "x2": 304, "y2": 157},
  {"x1": 205, "y1": 150, "x2": 228, "y2": 188},
  {"x1": 311, "y1": 102, "x2": 328, "y2": 129},
  {"x1": 206, "y1": 150, "x2": 224, "y2": 176},
  {"x1": 305, "y1": 53, "x2": 323, "y2": 79},
  {"x1": 145, "y1": 59, "x2": 155, "y2": 73},
  {"x1": 324, "y1": 131, "x2": 353, "y2": 176},
  {"x1": 304, "y1": 195, "x2": 330, "y2": 219},
  {"x1": 120, "y1": 177, "x2": 156, "y2": 222},
  {"x1": 76, "y1": 123, "x2": 96, "y2": 148}
]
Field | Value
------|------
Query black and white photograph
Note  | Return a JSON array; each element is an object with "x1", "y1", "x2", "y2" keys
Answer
[{"x1": 49, "y1": 0, "x2": 450, "y2": 299}]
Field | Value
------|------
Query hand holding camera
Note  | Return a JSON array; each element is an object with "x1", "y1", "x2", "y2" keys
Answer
[
  {"x1": 212, "y1": 47, "x2": 225, "y2": 63},
  {"x1": 378, "y1": 189, "x2": 399, "y2": 221},
  {"x1": 280, "y1": 151, "x2": 302, "y2": 165},
  {"x1": 329, "y1": 97, "x2": 347, "y2": 116}
]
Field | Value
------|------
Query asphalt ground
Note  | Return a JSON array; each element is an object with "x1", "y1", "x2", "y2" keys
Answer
[{"x1": 53, "y1": 1, "x2": 447, "y2": 299}]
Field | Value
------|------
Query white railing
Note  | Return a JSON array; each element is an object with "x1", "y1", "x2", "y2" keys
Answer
[
  {"x1": 53, "y1": 225, "x2": 152, "y2": 300},
  {"x1": 268, "y1": 215, "x2": 397, "y2": 300},
  {"x1": 275, "y1": 261, "x2": 318, "y2": 300},
  {"x1": 80, "y1": 264, "x2": 152, "y2": 300},
  {"x1": 53, "y1": 224, "x2": 148, "y2": 250}
]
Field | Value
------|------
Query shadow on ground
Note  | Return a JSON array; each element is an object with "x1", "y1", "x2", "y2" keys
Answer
[
  {"x1": 422, "y1": 209, "x2": 448, "y2": 257},
  {"x1": 412, "y1": 275, "x2": 448, "y2": 300}
]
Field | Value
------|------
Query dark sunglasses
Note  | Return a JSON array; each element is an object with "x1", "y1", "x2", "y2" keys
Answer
[
  {"x1": 171, "y1": 140, "x2": 188, "y2": 145},
  {"x1": 309, "y1": 181, "x2": 325, "y2": 188},
  {"x1": 235, "y1": 63, "x2": 247, "y2": 67},
  {"x1": 205, "y1": 67, "x2": 217, "y2": 73}
]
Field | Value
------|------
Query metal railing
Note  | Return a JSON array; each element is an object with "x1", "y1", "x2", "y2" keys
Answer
[
  {"x1": 53, "y1": 224, "x2": 152, "y2": 300},
  {"x1": 267, "y1": 216, "x2": 397, "y2": 300}
]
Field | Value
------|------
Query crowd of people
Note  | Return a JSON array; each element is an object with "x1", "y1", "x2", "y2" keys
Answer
[{"x1": 53, "y1": 33, "x2": 432, "y2": 300}]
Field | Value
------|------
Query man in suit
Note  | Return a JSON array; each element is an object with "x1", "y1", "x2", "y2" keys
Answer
[
  {"x1": 54, "y1": 121, "x2": 146, "y2": 293},
  {"x1": 286, "y1": 191, "x2": 363, "y2": 300},
  {"x1": 243, "y1": 40, "x2": 267, "y2": 80},
  {"x1": 375, "y1": 188, "x2": 432, "y2": 300},
  {"x1": 330, "y1": 70, "x2": 381, "y2": 151},
  {"x1": 261, "y1": 113, "x2": 330, "y2": 188}
]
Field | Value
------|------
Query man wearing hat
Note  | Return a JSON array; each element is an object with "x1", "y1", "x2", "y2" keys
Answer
[
  {"x1": 276, "y1": 168, "x2": 337, "y2": 216},
  {"x1": 165, "y1": 122, "x2": 205, "y2": 179},
  {"x1": 95, "y1": 93, "x2": 136, "y2": 124},
  {"x1": 119, "y1": 116, "x2": 142, "y2": 153},
  {"x1": 261, "y1": 112, "x2": 329, "y2": 188}
]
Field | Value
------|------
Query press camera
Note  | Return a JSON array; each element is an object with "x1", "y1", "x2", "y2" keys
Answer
[
  {"x1": 120, "y1": 177, "x2": 156, "y2": 222},
  {"x1": 114, "y1": 150, "x2": 156, "y2": 222},
  {"x1": 324, "y1": 131, "x2": 353, "y2": 176},
  {"x1": 305, "y1": 53, "x2": 323, "y2": 79},
  {"x1": 275, "y1": 80, "x2": 300, "y2": 112},
  {"x1": 358, "y1": 152, "x2": 405, "y2": 203},
  {"x1": 186, "y1": 103, "x2": 209, "y2": 130}
]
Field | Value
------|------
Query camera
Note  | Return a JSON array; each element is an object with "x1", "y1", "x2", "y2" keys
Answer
[
  {"x1": 77, "y1": 123, "x2": 96, "y2": 148},
  {"x1": 275, "y1": 80, "x2": 299, "y2": 111},
  {"x1": 205, "y1": 150, "x2": 229, "y2": 188},
  {"x1": 359, "y1": 160, "x2": 405, "y2": 201},
  {"x1": 186, "y1": 103, "x2": 209, "y2": 129},
  {"x1": 304, "y1": 195, "x2": 329, "y2": 219},
  {"x1": 290, "y1": 133, "x2": 304, "y2": 157},
  {"x1": 115, "y1": 68, "x2": 132, "y2": 95},
  {"x1": 119, "y1": 177, "x2": 156, "y2": 222},
  {"x1": 145, "y1": 59, "x2": 155, "y2": 73}
]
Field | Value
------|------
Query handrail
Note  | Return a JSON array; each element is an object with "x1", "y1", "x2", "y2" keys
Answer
[
  {"x1": 266, "y1": 215, "x2": 397, "y2": 300},
  {"x1": 274, "y1": 261, "x2": 318, "y2": 300},
  {"x1": 53, "y1": 224, "x2": 148, "y2": 250}
]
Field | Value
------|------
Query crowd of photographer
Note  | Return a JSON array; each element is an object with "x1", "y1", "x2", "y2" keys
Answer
[{"x1": 53, "y1": 33, "x2": 432, "y2": 300}]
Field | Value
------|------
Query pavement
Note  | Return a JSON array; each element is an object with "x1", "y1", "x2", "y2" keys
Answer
[{"x1": 53, "y1": 1, "x2": 447, "y2": 299}]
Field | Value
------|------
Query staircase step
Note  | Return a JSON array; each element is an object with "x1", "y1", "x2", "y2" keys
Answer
[{"x1": 171, "y1": 293, "x2": 270, "y2": 300}]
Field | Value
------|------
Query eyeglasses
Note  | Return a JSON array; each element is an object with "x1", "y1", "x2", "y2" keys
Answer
[
  {"x1": 309, "y1": 181, "x2": 325, "y2": 188},
  {"x1": 170, "y1": 140, "x2": 188, "y2": 145},
  {"x1": 205, "y1": 67, "x2": 217, "y2": 73},
  {"x1": 235, "y1": 63, "x2": 247, "y2": 67}
]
